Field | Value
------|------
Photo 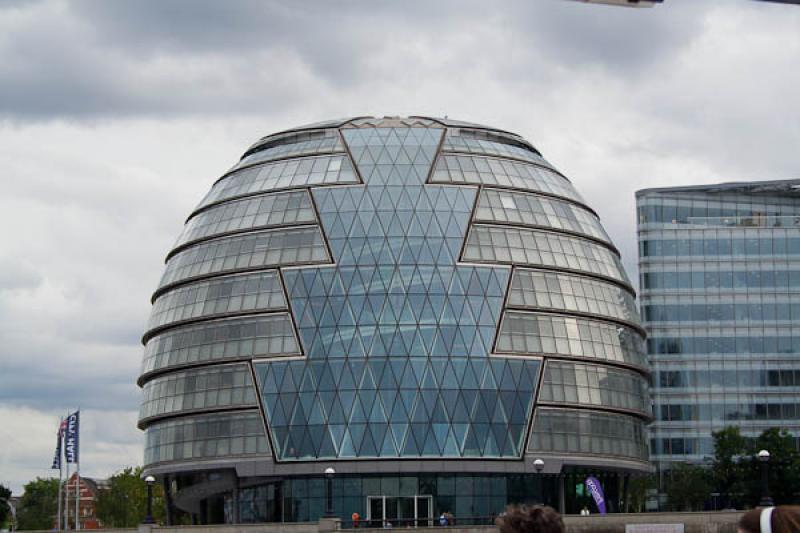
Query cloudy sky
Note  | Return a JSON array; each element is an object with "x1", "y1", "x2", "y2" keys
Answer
[{"x1": 1, "y1": 0, "x2": 798, "y2": 494}]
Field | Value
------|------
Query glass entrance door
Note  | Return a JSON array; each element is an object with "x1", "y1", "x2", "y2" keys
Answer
[{"x1": 366, "y1": 495, "x2": 433, "y2": 528}]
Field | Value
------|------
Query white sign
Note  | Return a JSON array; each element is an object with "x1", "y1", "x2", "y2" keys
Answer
[{"x1": 625, "y1": 525, "x2": 684, "y2": 533}]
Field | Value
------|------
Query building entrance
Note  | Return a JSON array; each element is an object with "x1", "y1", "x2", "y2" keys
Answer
[{"x1": 366, "y1": 495, "x2": 432, "y2": 527}]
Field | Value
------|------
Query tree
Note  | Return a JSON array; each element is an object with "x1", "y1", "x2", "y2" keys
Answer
[
  {"x1": 627, "y1": 474, "x2": 656, "y2": 513},
  {"x1": 711, "y1": 426, "x2": 748, "y2": 509},
  {"x1": 666, "y1": 463, "x2": 711, "y2": 511},
  {"x1": 0, "y1": 483, "x2": 12, "y2": 527},
  {"x1": 16, "y1": 478, "x2": 59, "y2": 531},
  {"x1": 95, "y1": 467, "x2": 165, "y2": 527},
  {"x1": 744, "y1": 428, "x2": 800, "y2": 505}
]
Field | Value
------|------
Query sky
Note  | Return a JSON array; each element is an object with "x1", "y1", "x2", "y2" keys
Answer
[{"x1": 0, "y1": 0, "x2": 799, "y2": 494}]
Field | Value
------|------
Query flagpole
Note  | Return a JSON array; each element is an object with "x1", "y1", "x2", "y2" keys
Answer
[
  {"x1": 74, "y1": 409, "x2": 80, "y2": 531},
  {"x1": 64, "y1": 460, "x2": 70, "y2": 530},
  {"x1": 57, "y1": 418, "x2": 63, "y2": 532}
]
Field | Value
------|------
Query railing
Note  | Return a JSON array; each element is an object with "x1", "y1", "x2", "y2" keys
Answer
[{"x1": 340, "y1": 516, "x2": 497, "y2": 529}]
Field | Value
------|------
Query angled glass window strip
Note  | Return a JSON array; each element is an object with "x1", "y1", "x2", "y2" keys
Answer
[
  {"x1": 495, "y1": 311, "x2": 647, "y2": 368},
  {"x1": 475, "y1": 189, "x2": 609, "y2": 244},
  {"x1": 147, "y1": 271, "x2": 286, "y2": 334},
  {"x1": 508, "y1": 268, "x2": 640, "y2": 324},
  {"x1": 463, "y1": 225, "x2": 629, "y2": 285},
  {"x1": 158, "y1": 226, "x2": 330, "y2": 290},
  {"x1": 442, "y1": 133, "x2": 554, "y2": 169},
  {"x1": 139, "y1": 363, "x2": 257, "y2": 422},
  {"x1": 175, "y1": 190, "x2": 317, "y2": 250},
  {"x1": 528, "y1": 407, "x2": 648, "y2": 461},
  {"x1": 143, "y1": 410, "x2": 268, "y2": 465},
  {"x1": 198, "y1": 155, "x2": 357, "y2": 210},
  {"x1": 141, "y1": 314, "x2": 300, "y2": 376},
  {"x1": 232, "y1": 134, "x2": 344, "y2": 172},
  {"x1": 539, "y1": 360, "x2": 650, "y2": 416},
  {"x1": 430, "y1": 155, "x2": 584, "y2": 204},
  {"x1": 255, "y1": 355, "x2": 541, "y2": 460}
]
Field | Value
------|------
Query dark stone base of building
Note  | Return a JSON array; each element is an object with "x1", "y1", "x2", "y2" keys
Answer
[{"x1": 165, "y1": 470, "x2": 633, "y2": 525}]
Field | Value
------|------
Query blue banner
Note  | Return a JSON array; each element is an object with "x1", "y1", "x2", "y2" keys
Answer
[
  {"x1": 585, "y1": 476, "x2": 607, "y2": 515},
  {"x1": 65, "y1": 411, "x2": 80, "y2": 464},
  {"x1": 50, "y1": 429, "x2": 62, "y2": 469}
]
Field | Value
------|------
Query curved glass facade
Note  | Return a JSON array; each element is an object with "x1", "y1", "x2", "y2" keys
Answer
[{"x1": 139, "y1": 117, "x2": 649, "y2": 524}]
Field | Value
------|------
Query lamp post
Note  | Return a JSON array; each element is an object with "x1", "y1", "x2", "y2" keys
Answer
[
  {"x1": 143, "y1": 475, "x2": 156, "y2": 524},
  {"x1": 324, "y1": 467, "x2": 336, "y2": 518},
  {"x1": 533, "y1": 459, "x2": 544, "y2": 473},
  {"x1": 758, "y1": 450, "x2": 774, "y2": 507}
]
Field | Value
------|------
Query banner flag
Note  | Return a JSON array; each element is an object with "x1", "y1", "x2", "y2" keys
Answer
[
  {"x1": 65, "y1": 411, "x2": 80, "y2": 464},
  {"x1": 585, "y1": 476, "x2": 607, "y2": 515},
  {"x1": 51, "y1": 429, "x2": 62, "y2": 469}
]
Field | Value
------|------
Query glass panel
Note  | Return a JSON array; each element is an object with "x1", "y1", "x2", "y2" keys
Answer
[
  {"x1": 158, "y1": 226, "x2": 330, "y2": 290},
  {"x1": 508, "y1": 268, "x2": 639, "y2": 324},
  {"x1": 475, "y1": 188, "x2": 609, "y2": 243},
  {"x1": 198, "y1": 155, "x2": 358, "y2": 209},
  {"x1": 141, "y1": 314, "x2": 300, "y2": 376},
  {"x1": 539, "y1": 360, "x2": 650, "y2": 416},
  {"x1": 495, "y1": 311, "x2": 647, "y2": 369},
  {"x1": 139, "y1": 363, "x2": 257, "y2": 422},
  {"x1": 528, "y1": 407, "x2": 648, "y2": 461},
  {"x1": 430, "y1": 154, "x2": 583, "y2": 204},
  {"x1": 147, "y1": 270, "x2": 286, "y2": 334},
  {"x1": 442, "y1": 130, "x2": 555, "y2": 169},
  {"x1": 232, "y1": 130, "x2": 344, "y2": 172},
  {"x1": 143, "y1": 410, "x2": 268, "y2": 465},
  {"x1": 175, "y1": 190, "x2": 317, "y2": 249},
  {"x1": 463, "y1": 225, "x2": 629, "y2": 285}
]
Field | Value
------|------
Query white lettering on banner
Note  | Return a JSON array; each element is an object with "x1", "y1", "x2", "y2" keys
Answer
[{"x1": 625, "y1": 525, "x2": 684, "y2": 533}]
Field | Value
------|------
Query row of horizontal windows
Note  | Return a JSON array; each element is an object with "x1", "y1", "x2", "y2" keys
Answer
[
  {"x1": 643, "y1": 302, "x2": 800, "y2": 323},
  {"x1": 175, "y1": 190, "x2": 317, "y2": 250},
  {"x1": 509, "y1": 268, "x2": 639, "y2": 324},
  {"x1": 637, "y1": 201, "x2": 800, "y2": 225},
  {"x1": 539, "y1": 360, "x2": 650, "y2": 415},
  {"x1": 463, "y1": 225, "x2": 628, "y2": 284},
  {"x1": 233, "y1": 132, "x2": 343, "y2": 172},
  {"x1": 657, "y1": 369, "x2": 800, "y2": 389},
  {"x1": 496, "y1": 311, "x2": 647, "y2": 368},
  {"x1": 430, "y1": 154, "x2": 583, "y2": 204},
  {"x1": 640, "y1": 236, "x2": 800, "y2": 258},
  {"x1": 642, "y1": 270, "x2": 800, "y2": 291},
  {"x1": 198, "y1": 155, "x2": 358, "y2": 210},
  {"x1": 474, "y1": 189, "x2": 608, "y2": 243},
  {"x1": 648, "y1": 335, "x2": 800, "y2": 356},
  {"x1": 144, "y1": 411, "x2": 268, "y2": 465},
  {"x1": 139, "y1": 364, "x2": 257, "y2": 422},
  {"x1": 141, "y1": 314, "x2": 300, "y2": 377},
  {"x1": 651, "y1": 436, "x2": 800, "y2": 457},
  {"x1": 657, "y1": 402, "x2": 800, "y2": 422},
  {"x1": 147, "y1": 270, "x2": 286, "y2": 334},
  {"x1": 528, "y1": 408, "x2": 648, "y2": 461},
  {"x1": 158, "y1": 226, "x2": 330, "y2": 290},
  {"x1": 442, "y1": 131, "x2": 551, "y2": 168}
]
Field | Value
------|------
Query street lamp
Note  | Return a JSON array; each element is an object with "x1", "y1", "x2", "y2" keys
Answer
[
  {"x1": 533, "y1": 459, "x2": 545, "y2": 473},
  {"x1": 143, "y1": 475, "x2": 156, "y2": 524},
  {"x1": 758, "y1": 450, "x2": 774, "y2": 507},
  {"x1": 324, "y1": 467, "x2": 336, "y2": 518}
]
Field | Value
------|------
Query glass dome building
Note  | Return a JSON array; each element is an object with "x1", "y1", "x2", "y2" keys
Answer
[{"x1": 138, "y1": 116, "x2": 650, "y2": 524}]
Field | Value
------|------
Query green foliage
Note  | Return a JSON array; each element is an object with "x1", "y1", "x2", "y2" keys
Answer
[
  {"x1": 666, "y1": 463, "x2": 711, "y2": 511},
  {"x1": 708, "y1": 425, "x2": 800, "y2": 508},
  {"x1": 0, "y1": 483, "x2": 12, "y2": 527},
  {"x1": 16, "y1": 478, "x2": 59, "y2": 531},
  {"x1": 95, "y1": 466, "x2": 165, "y2": 527},
  {"x1": 627, "y1": 474, "x2": 656, "y2": 513}
]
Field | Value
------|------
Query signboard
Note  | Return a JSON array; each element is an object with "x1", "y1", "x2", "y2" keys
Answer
[{"x1": 625, "y1": 525, "x2": 684, "y2": 533}]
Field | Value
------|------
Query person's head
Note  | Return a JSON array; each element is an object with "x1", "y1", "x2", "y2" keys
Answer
[
  {"x1": 495, "y1": 505, "x2": 564, "y2": 533},
  {"x1": 738, "y1": 506, "x2": 800, "y2": 533}
]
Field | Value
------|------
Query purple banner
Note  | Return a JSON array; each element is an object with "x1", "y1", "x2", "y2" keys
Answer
[{"x1": 585, "y1": 476, "x2": 607, "y2": 515}]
